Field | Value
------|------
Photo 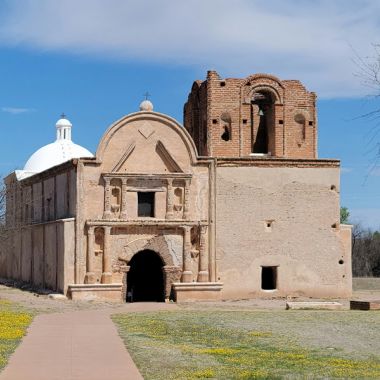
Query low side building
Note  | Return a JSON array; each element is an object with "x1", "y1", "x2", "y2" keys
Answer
[{"x1": 0, "y1": 72, "x2": 352, "y2": 302}]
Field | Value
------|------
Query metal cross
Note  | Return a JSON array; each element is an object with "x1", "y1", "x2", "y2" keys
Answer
[
  {"x1": 143, "y1": 92, "x2": 151, "y2": 100},
  {"x1": 61, "y1": 112, "x2": 66, "y2": 119}
]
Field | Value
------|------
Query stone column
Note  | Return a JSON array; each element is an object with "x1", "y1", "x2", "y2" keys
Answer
[
  {"x1": 103, "y1": 177, "x2": 112, "y2": 219},
  {"x1": 101, "y1": 226, "x2": 112, "y2": 284},
  {"x1": 84, "y1": 227, "x2": 95, "y2": 284},
  {"x1": 181, "y1": 226, "x2": 193, "y2": 282},
  {"x1": 183, "y1": 179, "x2": 191, "y2": 220},
  {"x1": 165, "y1": 178, "x2": 174, "y2": 219},
  {"x1": 197, "y1": 225, "x2": 209, "y2": 282},
  {"x1": 120, "y1": 178, "x2": 128, "y2": 219},
  {"x1": 163, "y1": 266, "x2": 182, "y2": 300}
]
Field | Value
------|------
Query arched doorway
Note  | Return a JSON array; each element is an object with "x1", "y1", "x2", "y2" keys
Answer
[{"x1": 127, "y1": 250, "x2": 165, "y2": 302}]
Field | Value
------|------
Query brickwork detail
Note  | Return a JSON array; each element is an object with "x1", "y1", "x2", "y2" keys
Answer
[{"x1": 184, "y1": 71, "x2": 317, "y2": 159}]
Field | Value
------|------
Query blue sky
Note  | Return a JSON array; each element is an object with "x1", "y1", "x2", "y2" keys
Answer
[{"x1": 0, "y1": 0, "x2": 380, "y2": 228}]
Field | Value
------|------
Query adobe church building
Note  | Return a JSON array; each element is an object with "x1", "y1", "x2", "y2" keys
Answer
[{"x1": 0, "y1": 71, "x2": 352, "y2": 302}]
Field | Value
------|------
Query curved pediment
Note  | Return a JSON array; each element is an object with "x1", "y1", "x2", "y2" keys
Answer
[{"x1": 96, "y1": 111, "x2": 198, "y2": 173}]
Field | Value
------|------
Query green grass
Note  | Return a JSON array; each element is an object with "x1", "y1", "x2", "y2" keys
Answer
[
  {"x1": 112, "y1": 310, "x2": 380, "y2": 379},
  {"x1": 0, "y1": 299, "x2": 33, "y2": 370}
]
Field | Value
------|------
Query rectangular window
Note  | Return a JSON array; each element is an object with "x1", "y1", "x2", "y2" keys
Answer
[
  {"x1": 261, "y1": 266, "x2": 277, "y2": 290},
  {"x1": 138, "y1": 192, "x2": 155, "y2": 217}
]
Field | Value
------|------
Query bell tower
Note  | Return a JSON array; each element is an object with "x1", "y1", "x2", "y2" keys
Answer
[{"x1": 184, "y1": 70, "x2": 317, "y2": 159}]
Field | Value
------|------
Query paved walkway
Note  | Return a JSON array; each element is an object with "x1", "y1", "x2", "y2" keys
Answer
[{"x1": 0, "y1": 304, "x2": 177, "y2": 380}]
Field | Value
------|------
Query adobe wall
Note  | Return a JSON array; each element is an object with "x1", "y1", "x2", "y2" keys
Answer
[
  {"x1": 0, "y1": 219, "x2": 75, "y2": 293},
  {"x1": 1, "y1": 164, "x2": 77, "y2": 293},
  {"x1": 215, "y1": 162, "x2": 352, "y2": 299}
]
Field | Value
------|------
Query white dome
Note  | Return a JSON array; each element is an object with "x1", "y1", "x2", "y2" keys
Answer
[
  {"x1": 24, "y1": 140, "x2": 93, "y2": 173},
  {"x1": 139, "y1": 100, "x2": 153, "y2": 111},
  {"x1": 23, "y1": 115, "x2": 94, "y2": 174},
  {"x1": 56, "y1": 118, "x2": 72, "y2": 127}
]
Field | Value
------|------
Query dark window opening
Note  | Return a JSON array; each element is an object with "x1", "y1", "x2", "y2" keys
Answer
[
  {"x1": 138, "y1": 192, "x2": 155, "y2": 217},
  {"x1": 220, "y1": 81, "x2": 226, "y2": 87},
  {"x1": 45, "y1": 198, "x2": 52, "y2": 221},
  {"x1": 242, "y1": 119, "x2": 247, "y2": 124},
  {"x1": 309, "y1": 121, "x2": 313, "y2": 126},
  {"x1": 127, "y1": 250, "x2": 165, "y2": 302},
  {"x1": 279, "y1": 119, "x2": 284, "y2": 124},
  {"x1": 261, "y1": 266, "x2": 277, "y2": 290},
  {"x1": 221, "y1": 126, "x2": 230, "y2": 141},
  {"x1": 212, "y1": 119, "x2": 218, "y2": 124}
]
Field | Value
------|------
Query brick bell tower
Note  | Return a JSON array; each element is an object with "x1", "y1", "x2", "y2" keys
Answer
[{"x1": 184, "y1": 70, "x2": 317, "y2": 159}]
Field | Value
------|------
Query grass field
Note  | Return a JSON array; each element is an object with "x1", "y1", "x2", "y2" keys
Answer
[
  {"x1": 113, "y1": 310, "x2": 380, "y2": 379},
  {"x1": 0, "y1": 299, "x2": 33, "y2": 370}
]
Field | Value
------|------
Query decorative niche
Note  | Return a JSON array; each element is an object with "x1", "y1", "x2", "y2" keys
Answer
[
  {"x1": 110, "y1": 178, "x2": 122, "y2": 217},
  {"x1": 173, "y1": 184, "x2": 184, "y2": 217},
  {"x1": 294, "y1": 113, "x2": 306, "y2": 146},
  {"x1": 94, "y1": 227, "x2": 104, "y2": 255}
]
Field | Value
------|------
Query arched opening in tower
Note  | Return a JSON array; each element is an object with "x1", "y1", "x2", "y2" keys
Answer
[{"x1": 251, "y1": 91, "x2": 275, "y2": 154}]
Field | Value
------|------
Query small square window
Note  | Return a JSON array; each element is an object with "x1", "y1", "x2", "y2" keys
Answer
[
  {"x1": 279, "y1": 120, "x2": 284, "y2": 124},
  {"x1": 212, "y1": 119, "x2": 218, "y2": 124},
  {"x1": 138, "y1": 192, "x2": 155, "y2": 217},
  {"x1": 261, "y1": 266, "x2": 277, "y2": 290},
  {"x1": 309, "y1": 121, "x2": 313, "y2": 126},
  {"x1": 242, "y1": 119, "x2": 247, "y2": 124}
]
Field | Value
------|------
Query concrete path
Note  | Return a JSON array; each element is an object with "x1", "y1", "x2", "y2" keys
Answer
[{"x1": 0, "y1": 308, "x2": 148, "y2": 380}]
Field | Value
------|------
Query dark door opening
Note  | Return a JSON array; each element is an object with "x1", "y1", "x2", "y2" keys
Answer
[
  {"x1": 261, "y1": 266, "x2": 277, "y2": 290},
  {"x1": 127, "y1": 250, "x2": 165, "y2": 302}
]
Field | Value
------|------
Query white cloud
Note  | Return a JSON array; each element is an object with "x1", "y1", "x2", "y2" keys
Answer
[
  {"x1": 341, "y1": 167, "x2": 353, "y2": 174},
  {"x1": 0, "y1": 0, "x2": 379, "y2": 98},
  {"x1": 1, "y1": 107, "x2": 34, "y2": 114}
]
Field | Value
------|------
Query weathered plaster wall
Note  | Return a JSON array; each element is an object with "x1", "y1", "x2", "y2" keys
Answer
[
  {"x1": 1, "y1": 164, "x2": 77, "y2": 294},
  {"x1": 2, "y1": 220, "x2": 75, "y2": 293},
  {"x1": 215, "y1": 165, "x2": 352, "y2": 299}
]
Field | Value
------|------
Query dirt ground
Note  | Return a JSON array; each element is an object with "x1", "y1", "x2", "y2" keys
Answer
[{"x1": 0, "y1": 277, "x2": 379, "y2": 314}]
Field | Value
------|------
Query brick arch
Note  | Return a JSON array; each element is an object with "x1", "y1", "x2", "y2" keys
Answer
[
  {"x1": 248, "y1": 85, "x2": 283, "y2": 105},
  {"x1": 120, "y1": 236, "x2": 175, "y2": 266},
  {"x1": 243, "y1": 73, "x2": 284, "y2": 86},
  {"x1": 241, "y1": 74, "x2": 285, "y2": 105}
]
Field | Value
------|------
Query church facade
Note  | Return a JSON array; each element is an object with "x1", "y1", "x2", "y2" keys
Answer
[{"x1": 0, "y1": 72, "x2": 352, "y2": 302}]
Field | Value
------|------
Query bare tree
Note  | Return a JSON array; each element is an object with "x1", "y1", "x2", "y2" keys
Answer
[
  {"x1": 354, "y1": 44, "x2": 380, "y2": 105},
  {"x1": 352, "y1": 224, "x2": 380, "y2": 277},
  {"x1": 353, "y1": 44, "x2": 380, "y2": 162}
]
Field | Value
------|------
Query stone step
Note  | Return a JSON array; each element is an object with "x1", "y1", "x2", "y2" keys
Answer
[{"x1": 286, "y1": 301, "x2": 344, "y2": 310}]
